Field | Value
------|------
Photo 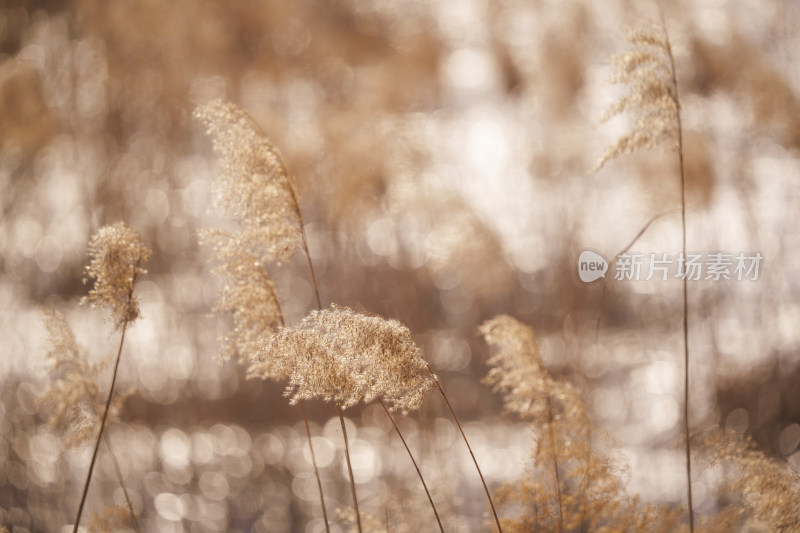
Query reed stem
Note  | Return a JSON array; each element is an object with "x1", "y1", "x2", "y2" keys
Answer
[
  {"x1": 338, "y1": 404, "x2": 362, "y2": 533},
  {"x1": 656, "y1": 5, "x2": 694, "y2": 530},
  {"x1": 301, "y1": 401, "x2": 331, "y2": 533},
  {"x1": 379, "y1": 399, "x2": 444, "y2": 532},
  {"x1": 290, "y1": 184, "x2": 361, "y2": 532},
  {"x1": 72, "y1": 319, "x2": 128, "y2": 533},
  {"x1": 431, "y1": 374, "x2": 502, "y2": 532}
]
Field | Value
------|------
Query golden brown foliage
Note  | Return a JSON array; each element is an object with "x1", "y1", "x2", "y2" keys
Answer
[
  {"x1": 81, "y1": 222, "x2": 151, "y2": 328},
  {"x1": 250, "y1": 306, "x2": 437, "y2": 413}
]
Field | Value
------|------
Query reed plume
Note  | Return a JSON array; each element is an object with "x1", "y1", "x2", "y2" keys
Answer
[
  {"x1": 197, "y1": 100, "x2": 449, "y2": 532},
  {"x1": 81, "y1": 222, "x2": 151, "y2": 327},
  {"x1": 40, "y1": 309, "x2": 122, "y2": 447},
  {"x1": 196, "y1": 99, "x2": 300, "y2": 364},
  {"x1": 698, "y1": 429, "x2": 800, "y2": 531},
  {"x1": 69, "y1": 222, "x2": 149, "y2": 533},
  {"x1": 594, "y1": 24, "x2": 679, "y2": 172},
  {"x1": 480, "y1": 315, "x2": 688, "y2": 532},
  {"x1": 251, "y1": 305, "x2": 443, "y2": 530},
  {"x1": 195, "y1": 99, "x2": 331, "y2": 529},
  {"x1": 250, "y1": 305, "x2": 437, "y2": 413},
  {"x1": 595, "y1": 16, "x2": 693, "y2": 530}
]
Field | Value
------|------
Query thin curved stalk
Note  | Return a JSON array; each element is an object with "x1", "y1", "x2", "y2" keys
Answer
[
  {"x1": 72, "y1": 320, "x2": 129, "y2": 533},
  {"x1": 301, "y1": 401, "x2": 331, "y2": 533},
  {"x1": 656, "y1": 4, "x2": 693, "y2": 530},
  {"x1": 593, "y1": 210, "x2": 681, "y2": 350},
  {"x1": 290, "y1": 184, "x2": 362, "y2": 532},
  {"x1": 290, "y1": 185, "x2": 323, "y2": 313},
  {"x1": 432, "y1": 375, "x2": 502, "y2": 532},
  {"x1": 102, "y1": 433, "x2": 140, "y2": 533},
  {"x1": 338, "y1": 404, "x2": 362, "y2": 533},
  {"x1": 76, "y1": 368, "x2": 140, "y2": 532},
  {"x1": 545, "y1": 397, "x2": 564, "y2": 533},
  {"x1": 273, "y1": 305, "x2": 331, "y2": 533},
  {"x1": 378, "y1": 399, "x2": 444, "y2": 532}
]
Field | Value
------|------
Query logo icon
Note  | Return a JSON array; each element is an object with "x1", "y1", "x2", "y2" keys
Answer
[{"x1": 578, "y1": 250, "x2": 608, "y2": 283}]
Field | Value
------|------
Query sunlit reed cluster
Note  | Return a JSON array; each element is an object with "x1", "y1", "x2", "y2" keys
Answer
[
  {"x1": 250, "y1": 305, "x2": 437, "y2": 413},
  {"x1": 5, "y1": 4, "x2": 798, "y2": 531}
]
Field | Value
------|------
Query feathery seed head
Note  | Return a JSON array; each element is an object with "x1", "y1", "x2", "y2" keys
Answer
[
  {"x1": 249, "y1": 306, "x2": 437, "y2": 413},
  {"x1": 200, "y1": 227, "x2": 284, "y2": 362},
  {"x1": 87, "y1": 504, "x2": 136, "y2": 533},
  {"x1": 81, "y1": 222, "x2": 151, "y2": 327},
  {"x1": 480, "y1": 314, "x2": 681, "y2": 530},
  {"x1": 196, "y1": 100, "x2": 304, "y2": 362},
  {"x1": 40, "y1": 308, "x2": 124, "y2": 448},
  {"x1": 595, "y1": 23, "x2": 680, "y2": 171},
  {"x1": 194, "y1": 99, "x2": 302, "y2": 261},
  {"x1": 699, "y1": 429, "x2": 800, "y2": 531},
  {"x1": 479, "y1": 315, "x2": 552, "y2": 420}
]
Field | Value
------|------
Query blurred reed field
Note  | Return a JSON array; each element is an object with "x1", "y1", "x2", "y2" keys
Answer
[{"x1": 1, "y1": 0, "x2": 800, "y2": 531}]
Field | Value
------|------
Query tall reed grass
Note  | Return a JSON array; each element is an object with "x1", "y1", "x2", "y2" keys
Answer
[{"x1": 9, "y1": 5, "x2": 800, "y2": 532}]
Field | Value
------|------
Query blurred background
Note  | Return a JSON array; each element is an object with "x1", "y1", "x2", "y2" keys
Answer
[{"x1": 1, "y1": 0, "x2": 799, "y2": 531}]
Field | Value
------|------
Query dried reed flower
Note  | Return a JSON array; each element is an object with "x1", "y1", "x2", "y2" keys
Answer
[
  {"x1": 201, "y1": 227, "x2": 285, "y2": 363},
  {"x1": 195, "y1": 99, "x2": 301, "y2": 260},
  {"x1": 39, "y1": 309, "x2": 124, "y2": 448},
  {"x1": 699, "y1": 429, "x2": 800, "y2": 531},
  {"x1": 596, "y1": 20, "x2": 697, "y2": 531},
  {"x1": 250, "y1": 306, "x2": 437, "y2": 413},
  {"x1": 196, "y1": 100, "x2": 303, "y2": 362},
  {"x1": 87, "y1": 504, "x2": 135, "y2": 533},
  {"x1": 480, "y1": 315, "x2": 583, "y2": 423},
  {"x1": 196, "y1": 100, "x2": 335, "y2": 530},
  {"x1": 595, "y1": 24, "x2": 679, "y2": 171},
  {"x1": 480, "y1": 315, "x2": 687, "y2": 531},
  {"x1": 81, "y1": 222, "x2": 151, "y2": 328}
]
